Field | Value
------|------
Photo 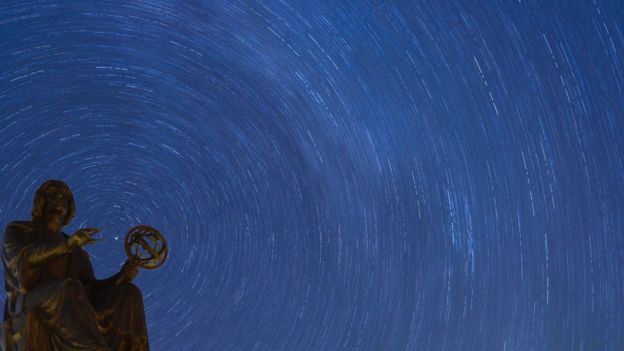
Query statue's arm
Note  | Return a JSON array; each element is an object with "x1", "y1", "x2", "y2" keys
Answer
[
  {"x1": 30, "y1": 227, "x2": 99, "y2": 268},
  {"x1": 27, "y1": 240, "x2": 73, "y2": 268}
]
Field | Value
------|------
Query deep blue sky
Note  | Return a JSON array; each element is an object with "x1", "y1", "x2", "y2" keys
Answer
[{"x1": 0, "y1": 1, "x2": 623, "y2": 350}]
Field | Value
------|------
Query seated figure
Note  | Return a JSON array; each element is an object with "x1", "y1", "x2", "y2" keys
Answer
[{"x1": 1, "y1": 180, "x2": 149, "y2": 351}]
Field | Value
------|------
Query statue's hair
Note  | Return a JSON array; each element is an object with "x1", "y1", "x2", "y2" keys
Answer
[{"x1": 31, "y1": 179, "x2": 76, "y2": 226}]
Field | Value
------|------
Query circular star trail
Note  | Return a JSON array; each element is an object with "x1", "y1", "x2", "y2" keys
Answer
[{"x1": 0, "y1": 1, "x2": 623, "y2": 350}]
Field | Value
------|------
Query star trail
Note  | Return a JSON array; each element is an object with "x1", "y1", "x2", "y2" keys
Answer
[{"x1": 0, "y1": 1, "x2": 623, "y2": 350}]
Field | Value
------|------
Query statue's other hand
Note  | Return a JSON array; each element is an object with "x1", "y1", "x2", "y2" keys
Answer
[
  {"x1": 118, "y1": 259, "x2": 139, "y2": 283},
  {"x1": 68, "y1": 227, "x2": 101, "y2": 249}
]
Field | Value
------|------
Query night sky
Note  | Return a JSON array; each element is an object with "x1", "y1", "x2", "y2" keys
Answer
[{"x1": 0, "y1": 1, "x2": 623, "y2": 350}]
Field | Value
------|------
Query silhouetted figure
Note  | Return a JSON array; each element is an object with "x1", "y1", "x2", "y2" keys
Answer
[{"x1": 1, "y1": 180, "x2": 149, "y2": 350}]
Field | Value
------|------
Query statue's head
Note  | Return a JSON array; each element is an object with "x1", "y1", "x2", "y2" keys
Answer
[{"x1": 32, "y1": 180, "x2": 76, "y2": 231}]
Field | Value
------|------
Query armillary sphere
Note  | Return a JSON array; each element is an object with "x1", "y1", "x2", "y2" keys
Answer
[{"x1": 124, "y1": 225, "x2": 168, "y2": 269}]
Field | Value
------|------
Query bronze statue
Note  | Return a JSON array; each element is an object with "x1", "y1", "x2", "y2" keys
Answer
[{"x1": 1, "y1": 180, "x2": 149, "y2": 350}]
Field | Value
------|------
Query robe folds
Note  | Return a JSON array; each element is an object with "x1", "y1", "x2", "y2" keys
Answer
[{"x1": 1, "y1": 221, "x2": 149, "y2": 351}]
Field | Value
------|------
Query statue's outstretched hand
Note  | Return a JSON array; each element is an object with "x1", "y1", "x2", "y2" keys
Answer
[
  {"x1": 68, "y1": 227, "x2": 101, "y2": 249},
  {"x1": 118, "y1": 259, "x2": 139, "y2": 284}
]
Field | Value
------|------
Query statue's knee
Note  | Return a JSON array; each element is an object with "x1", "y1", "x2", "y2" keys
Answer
[
  {"x1": 61, "y1": 279, "x2": 86, "y2": 299},
  {"x1": 120, "y1": 282, "x2": 142, "y2": 299},
  {"x1": 62, "y1": 278, "x2": 81, "y2": 289}
]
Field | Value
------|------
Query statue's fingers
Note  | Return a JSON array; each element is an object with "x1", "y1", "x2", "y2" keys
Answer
[
  {"x1": 80, "y1": 232, "x2": 93, "y2": 240},
  {"x1": 76, "y1": 228, "x2": 98, "y2": 237},
  {"x1": 82, "y1": 231, "x2": 101, "y2": 239},
  {"x1": 86, "y1": 227, "x2": 102, "y2": 235},
  {"x1": 83, "y1": 237, "x2": 98, "y2": 245}
]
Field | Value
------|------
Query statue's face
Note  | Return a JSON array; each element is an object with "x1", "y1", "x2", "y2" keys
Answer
[{"x1": 41, "y1": 185, "x2": 72, "y2": 230}]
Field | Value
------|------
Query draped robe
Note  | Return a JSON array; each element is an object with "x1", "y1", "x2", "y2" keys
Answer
[{"x1": 1, "y1": 221, "x2": 149, "y2": 351}]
